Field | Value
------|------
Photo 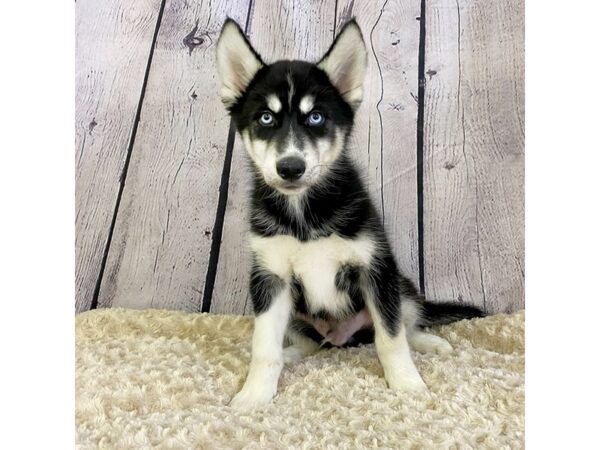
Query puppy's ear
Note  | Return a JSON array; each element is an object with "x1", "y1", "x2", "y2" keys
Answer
[
  {"x1": 216, "y1": 18, "x2": 264, "y2": 107},
  {"x1": 317, "y1": 19, "x2": 367, "y2": 108}
]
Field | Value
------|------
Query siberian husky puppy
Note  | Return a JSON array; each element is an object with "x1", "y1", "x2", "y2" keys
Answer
[{"x1": 215, "y1": 18, "x2": 483, "y2": 410}]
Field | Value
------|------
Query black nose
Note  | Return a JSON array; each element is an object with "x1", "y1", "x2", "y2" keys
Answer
[{"x1": 276, "y1": 157, "x2": 306, "y2": 181}]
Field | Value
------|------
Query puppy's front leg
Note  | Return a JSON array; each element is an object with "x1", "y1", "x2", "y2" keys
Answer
[
  {"x1": 365, "y1": 266, "x2": 427, "y2": 392},
  {"x1": 230, "y1": 277, "x2": 292, "y2": 410}
]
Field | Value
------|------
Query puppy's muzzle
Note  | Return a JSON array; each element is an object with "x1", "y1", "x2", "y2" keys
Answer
[{"x1": 276, "y1": 156, "x2": 306, "y2": 181}]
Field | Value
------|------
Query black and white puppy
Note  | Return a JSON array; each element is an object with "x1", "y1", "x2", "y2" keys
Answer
[{"x1": 216, "y1": 18, "x2": 483, "y2": 410}]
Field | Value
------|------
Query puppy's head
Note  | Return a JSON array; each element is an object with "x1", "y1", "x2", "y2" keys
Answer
[{"x1": 216, "y1": 19, "x2": 367, "y2": 195}]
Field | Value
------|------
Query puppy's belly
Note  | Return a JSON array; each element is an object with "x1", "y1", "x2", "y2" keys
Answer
[{"x1": 297, "y1": 309, "x2": 373, "y2": 346}]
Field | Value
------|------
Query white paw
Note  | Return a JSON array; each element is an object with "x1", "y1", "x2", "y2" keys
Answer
[
  {"x1": 410, "y1": 332, "x2": 453, "y2": 355},
  {"x1": 229, "y1": 384, "x2": 276, "y2": 411},
  {"x1": 385, "y1": 370, "x2": 428, "y2": 392},
  {"x1": 283, "y1": 345, "x2": 305, "y2": 364},
  {"x1": 432, "y1": 338, "x2": 453, "y2": 355}
]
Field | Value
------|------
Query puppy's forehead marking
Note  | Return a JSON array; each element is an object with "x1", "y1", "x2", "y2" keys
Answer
[
  {"x1": 286, "y1": 72, "x2": 295, "y2": 110},
  {"x1": 266, "y1": 94, "x2": 282, "y2": 113},
  {"x1": 283, "y1": 128, "x2": 304, "y2": 155},
  {"x1": 299, "y1": 95, "x2": 315, "y2": 114}
]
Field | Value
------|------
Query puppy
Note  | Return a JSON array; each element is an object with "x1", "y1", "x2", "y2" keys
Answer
[{"x1": 215, "y1": 18, "x2": 483, "y2": 410}]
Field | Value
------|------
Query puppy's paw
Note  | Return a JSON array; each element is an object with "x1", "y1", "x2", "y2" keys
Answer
[
  {"x1": 409, "y1": 332, "x2": 453, "y2": 355},
  {"x1": 386, "y1": 370, "x2": 428, "y2": 393},
  {"x1": 283, "y1": 345, "x2": 305, "y2": 364},
  {"x1": 229, "y1": 384, "x2": 276, "y2": 411}
]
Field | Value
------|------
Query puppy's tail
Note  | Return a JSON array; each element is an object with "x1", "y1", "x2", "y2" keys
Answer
[{"x1": 414, "y1": 297, "x2": 485, "y2": 327}]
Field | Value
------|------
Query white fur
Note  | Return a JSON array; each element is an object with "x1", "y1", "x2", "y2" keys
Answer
[
  {"x1": 317, "y1": 129, "x2": 345, "y2": 166},
  {"x1": 286, "y1": 72, "x2": 295, "y2": 109},
  {"x1": 400, "y1": 299, "x2": 422, "y2": 333},
  {"x1": 400, "y1": 299, "x2": 453, "y2": 354},
  {"x1": 318, "y1": 22, "x2": 367, "y2": 107},
  {"x1": 408, "y1": 331, "x2": 453, "y2": 355},
  {"x1": 285, "y1": 195, "x2": 305, "y2": 220},
  {"x1": 267, "y1": 95, "x2": 282, "y2": 113},
  {"x1": 366, "y1": 292, "x2": 427, "y2": 392},
  {"x1": 299, "y1": 95, "x2": 315, "y2": 114},
  {"x1": 283, "y1": 327, "x2": 320, "y2": 363},
  {"x1": 230, "y1": 288, "x2": 293, "y2": 410},
  {"x1": 250, "y1": 232, "x2": 376, "y2": 317},
  {"x1": 216, "y1": 22, "x2": 263, "y2": 107},
  {"x1": 282, "y1": 128, "x2": 302, "y2": 155},
  {"x1": 241, "y1": 130, "x2": 280, "y2": 188}
]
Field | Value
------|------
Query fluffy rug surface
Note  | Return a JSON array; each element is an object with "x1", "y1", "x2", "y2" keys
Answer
[{"x1": 76, "y1": 309, "x2": 524, "y2": 449}]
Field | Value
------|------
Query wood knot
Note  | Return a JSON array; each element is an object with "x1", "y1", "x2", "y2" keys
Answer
[
  {"x1": 426, "y1": 69, "x2": 438, "y2": 79},
  {"x1": 443, "y1": 162, "x2": 456, "y2": 170},
  {"x1": 183, "y1": 22, "x2": 205, "y2": 55},
  {"x1": 189, "y1": 36, "x2": 204, "y2": 46}
]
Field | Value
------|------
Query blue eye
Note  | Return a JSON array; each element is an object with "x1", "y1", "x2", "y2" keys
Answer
[
  {"x1": 307, "y1": 111, "x2": 325, "y2": 127},
  {"x1": 258, "y1": 111, "x2": 274, "y2": 126}
]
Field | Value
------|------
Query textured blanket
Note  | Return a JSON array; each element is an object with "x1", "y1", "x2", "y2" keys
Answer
[{"x1": 76, "y1": 308, "x2": 524, "y2": 449}]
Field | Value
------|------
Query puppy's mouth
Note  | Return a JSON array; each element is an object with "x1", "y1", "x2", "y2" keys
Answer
[
  {"x1": 281, "y1": 181, "x2": 303, "y2": 190},
  {"x1": 271, "y1": 168, "x2": 322, "y2": 195},
  {"x1": 276, "y1": 181, "x2": 307, "y2": 195}
]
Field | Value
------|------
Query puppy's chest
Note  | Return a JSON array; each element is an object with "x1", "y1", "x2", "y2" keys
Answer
[{"x1": 250, "y1": 233, "x2": 375, "y2": 313}]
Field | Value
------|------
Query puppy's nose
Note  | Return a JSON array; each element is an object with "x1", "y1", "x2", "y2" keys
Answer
[{"x1": 276, "y1": 157, "x2": 306, "y2": 181}]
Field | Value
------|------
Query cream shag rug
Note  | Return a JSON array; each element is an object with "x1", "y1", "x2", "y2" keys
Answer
[{"x1": 76, "y1": 309, "x2": 524, "y2": 449}]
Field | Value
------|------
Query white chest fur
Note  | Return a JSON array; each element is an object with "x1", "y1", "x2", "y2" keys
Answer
[{"x1": 249, "y1": 233, "x2": 376, "y2": 314}]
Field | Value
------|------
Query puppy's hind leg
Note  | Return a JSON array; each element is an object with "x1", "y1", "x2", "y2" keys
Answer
[
  {"x1": 408, "y1": 331, "x2": 453, "y2": 355},
  {"x1": 364, "y1": 265, "x2": 426, "y2": 392},
  {"x1": 401, "y1": 298, "x2": 453, "y2": 355},
  {"x1": 283, "y1": 321, "x2": 321, "y2": 364}
]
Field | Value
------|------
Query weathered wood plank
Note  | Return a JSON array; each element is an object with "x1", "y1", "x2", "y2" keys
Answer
[
  {"x1": 423, "y1": 0, "x2": 524, "y2": 313},
  {"x1": 337, "y1": 0, "x2": 421, "y2": 292},
  {"x1": 210, "y1": 0, "x2": 338, "y2": 315},
  {"x1": 98, "y1": 0, "x2": 251, "y2": 310},
  {"x1": 211, "y1": 0, "x2": 421, "y2": 315},
  {"x1": 75, "y1": 0, "x2": 162, "y2": 312}
]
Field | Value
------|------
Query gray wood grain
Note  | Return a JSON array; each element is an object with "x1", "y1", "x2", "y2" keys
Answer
[
  {"x1": 75, "y1": 0, "x2": 162, "y2": 312},
  {"x1": 423, "y1": 0, "x2": 524, "y2": 312},
  {"x1": 97, "y1": 0, "x2": 251, "y2": 311},
  {"x1": 76, "y1": 0, "x2": 525, "y2": 316},
  {"x1": 210, "y1": 0, "x2": 338, "y2": 315},
  {"x1": 337, "y1": 0, "x2": 421, "y2": 292}
]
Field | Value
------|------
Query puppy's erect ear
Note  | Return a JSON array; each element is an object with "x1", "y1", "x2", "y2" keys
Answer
[
  {"x1": 216, "y1": 18, "x2": 264, "y2": 107},
  {"x1": 317, "y1": 19, "x2": 367, "y2": 108}
]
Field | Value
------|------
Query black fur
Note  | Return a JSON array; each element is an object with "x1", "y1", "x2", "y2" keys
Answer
[
  {"x1": 249, "y1": 261, "x2": 284, "y2": 314},
  {"x1": 418, "y1": 301, "x2": 485, "y2": 327},
  {"x1": 335, "y1": 264, "x2": 366, "y2": 316},
  {"x1": 291, "y1": 275, "x2": 334, "y2": 320},
  {"x1": 250, "y1": 153, "x2": 373, "y2": 240}
]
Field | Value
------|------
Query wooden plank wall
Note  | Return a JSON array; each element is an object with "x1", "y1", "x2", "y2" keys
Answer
[
  {"x1": 97, "y1": 0, "x2": 251, "y2": 310},
  {"x1": 75, "y1": 0, "x2": 163, "y2": 312},
  {"x1": 423, "y1": 0, "x2": 524, "y2": 313},
  {"x1": 75, "y1": 0, "x2": 524, "y2": 315}
]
